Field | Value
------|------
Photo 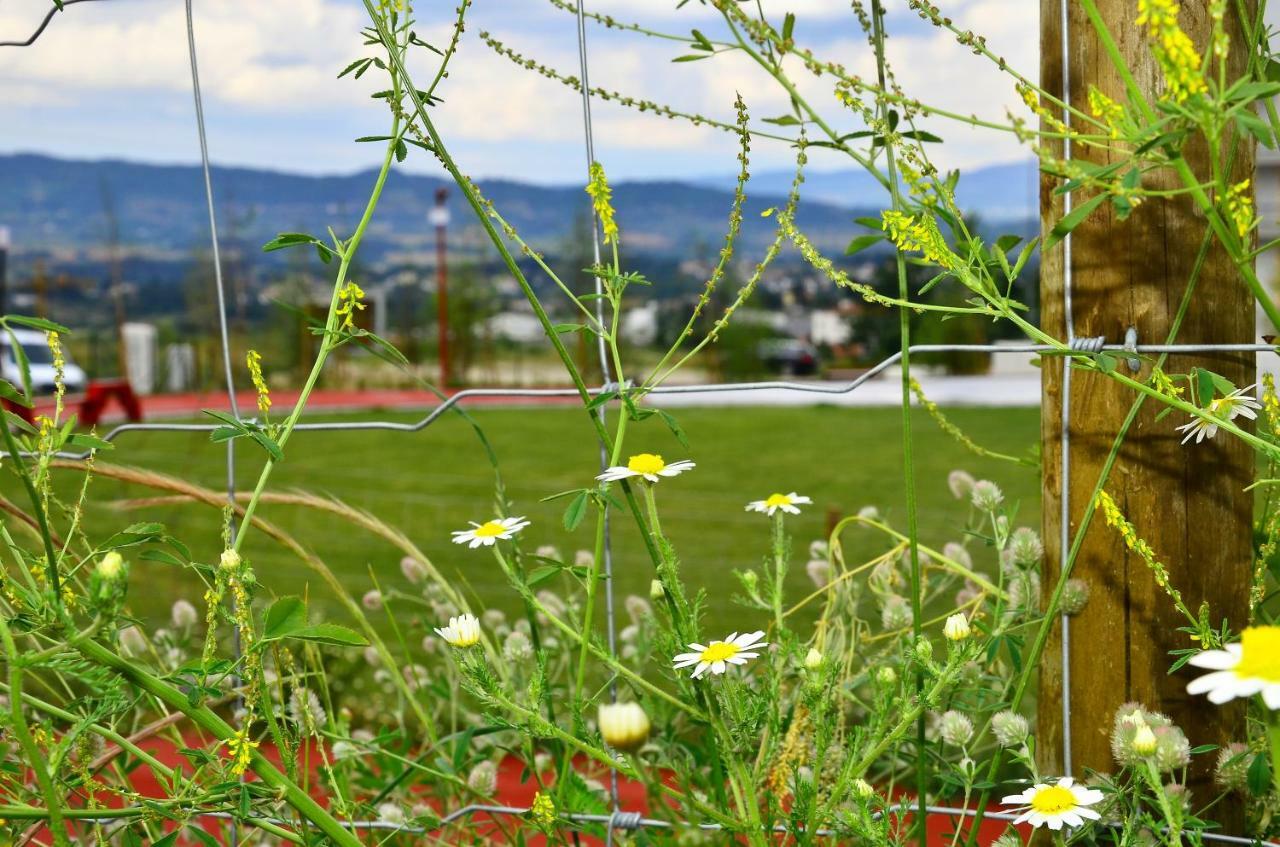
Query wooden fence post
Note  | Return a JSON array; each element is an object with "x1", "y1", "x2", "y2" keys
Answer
[{"x1": 1039, "y1": 0, "x2": 1255, "y2": 826}]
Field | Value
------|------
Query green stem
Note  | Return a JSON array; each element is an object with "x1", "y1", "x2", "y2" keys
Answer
[
  {"x1": 71, "y1": 635, "x2": 365, "y2": 847},
  {"x1": 0, "y1": 616, "x2": 68, "y2": 846}
]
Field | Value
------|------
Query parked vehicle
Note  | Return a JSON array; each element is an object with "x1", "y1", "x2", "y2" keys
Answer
[
  {"x1": 1, "y1": 329, "x2": 87, "y2": 395},
  {"x1": 757, "y1": 338, "x2": 820, "y2": 376}
]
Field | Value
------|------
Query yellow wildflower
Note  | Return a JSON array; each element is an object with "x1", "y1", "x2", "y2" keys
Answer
[
  {"x1": 246, "y1": 350, "x2": 271, "y2": 417},
  {"x1": 529, "y1": 791, "x2": 556, "y2": 829},
  {"x1": 226, "y1": 727, "x2": 260, "y2": 776},
  {"x1": 1136, "y1": 0, "x2": 1208, "y2": 102},
  {"x1": 335, "y1": 281, "x2": 366, "y2": 332},
  {"x1": 881, "y1": 210, "x2": 958, "y2": 270},
  {"x1": 585, "y1": 161, "x2": 619, "y2": 245},
  {"x1": 1224, "y1": 179, "x2": 1256, "y2": 241},
  {"x1": 1087, "y1": 86, "x2": 1124, "y2": 139}
]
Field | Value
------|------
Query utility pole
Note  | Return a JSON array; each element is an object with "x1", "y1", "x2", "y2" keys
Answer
[
  {"x1": 430, "y1": 187, "x2": 451, "y2": 388},
  {"x1": 1039, "y1": 0, "x2": 1253, "y2": 830}
]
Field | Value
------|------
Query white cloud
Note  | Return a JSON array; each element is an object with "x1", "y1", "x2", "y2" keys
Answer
[{"x1": 0, "y1": 0, "x2": 1038, "y2": 178}]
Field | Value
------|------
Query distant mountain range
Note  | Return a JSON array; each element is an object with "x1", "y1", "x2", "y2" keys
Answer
[
  {"x1": 0, "y1": 153, "x2": 1036, "y2": 268},
  {"x1": 692, "y1": 161, "x2": 1038, "y2": 221}
]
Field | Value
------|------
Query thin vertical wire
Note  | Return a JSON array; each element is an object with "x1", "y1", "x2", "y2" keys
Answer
[
  {"x1": 1056, "y1": 0, "x2": 1075, "y2": 777},
  {"x1": 571, "y1": 0, "x2": 622, "y2": 839},
  {"x1": 185, "y1": 2, "x2": 242, "y2": 843}
]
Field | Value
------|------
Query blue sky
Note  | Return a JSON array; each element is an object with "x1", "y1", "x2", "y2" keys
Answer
[{"x1": 0, "y1": 0, "x2": 1038, "y2": 184}]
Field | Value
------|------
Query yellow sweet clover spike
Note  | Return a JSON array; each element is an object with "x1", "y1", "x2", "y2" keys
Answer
[
  {"x1": 1263, "y1": 373, "x2": 1280, "y2": 434},
  {"x1": 226, "y1": 726, "x2": 260, "y2": 776},
  {"x1": 529, "y1": 792, "x2": 556, "y2": 828},
  {"x1": 335, "y1": 281, "x2": 367, "y2": 332},
  {"x1": 585, "y1": 161, "x2": 619, "y2": 246},
  {"x1": 1136, "y1": 0, "x2": 1208, "y2": 103},
  {"x1": 881, "y1": 209, "x2": 958, "y2": 270},
  {"x1": 1087, "y1": 85, "x2": 1124, "y2": 139},
  {"x1": 1224, "y1": 179, "x2": 1256, "y2": 240},
  {"x1": 246, "y1": 350, "x2": 271, "y2": 417}
]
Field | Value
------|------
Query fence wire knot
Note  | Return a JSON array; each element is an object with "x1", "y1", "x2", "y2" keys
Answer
[
  {"x1": 608, "y1": 810, "x2": 643, "y2": 831},
  {"x1": 1068, "y1": 335, "x2": 1106, "y2": 353}
]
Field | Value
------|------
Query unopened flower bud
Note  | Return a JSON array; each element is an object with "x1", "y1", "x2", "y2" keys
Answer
[
  {"x1": 219, "y1": 549, "x2": 240, "y2": 570},
  {"x1": 991, "y1": 710, "x2": 1029, "y2": 747},
  {"x1": 362, "y1": 590, "x2": 383, "y2": 611},
  {"x1": 598, "y1": 702, "x2": 650, "y2": 752},
  {"x1": 1061, "y1": 579, "x2": 1090, "y2": 615},
  {"x1": 1133, "y1": 723, "x2": 1157, "y2": 755},
  {"x1": 970, "y1": 480, "x2": 1003, "y2": 511},
  {"x1": 400, "y1": 556, "x2": 427, "y2": 584},
  {"x1": 943, "y1": 613, "x2": 971, "y2": 642},
  {"x1": 97, "y1": 552, "x2": 125, "y2": 580},
  {"x1": 649, "y1": 579, "x2": 665, "y2": 600},
  {"x1": 803, "y1": 647, "x2": 823, "y2": 670},
  {"x1": 947, "y1": 470, "x2": 976, "y2": 499}
]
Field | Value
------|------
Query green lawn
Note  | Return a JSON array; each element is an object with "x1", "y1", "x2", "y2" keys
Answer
[{"x1": 54, "y1": 404, "x2": 1041, "y2": 634}]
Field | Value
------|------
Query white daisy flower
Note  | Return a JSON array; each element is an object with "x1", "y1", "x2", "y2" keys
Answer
[
  {"x1": 745, "y1": 492, "x2": 812, "y2": 516},
  {"x1": 450, "y1": 516, "x2": 530, "y2": 548},
  {"x1": 1176, "y1": 384, "x2": 1261, "y2": 444},
  {"x1": 1186, "y1": 625, "x2": 1280, "y2": 708},
  {"x1": 596, "y1": 453, "x2": 695, "y2": 484},
  {"x1": 434, "y1": 613, "x2": 481, "y2": 648},
  {"x1": 672, "y1": 631, "x2": 767, "y2": 679},
  {"x1": 1001, "y1": 777, "x2": 1104, "y2": 831}
]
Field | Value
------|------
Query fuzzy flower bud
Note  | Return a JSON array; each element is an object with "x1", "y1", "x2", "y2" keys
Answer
[
  {"x1": 1008, "y1": 527, "x2": 1043, "y2": 566},
  {"x1": 219, "y1": 549, "x2": 241, "y2": 570},
  {"x1": 991, "y1": 710, "x2": 1029, "y2": 748},
  {"x1": 1132, "y1": 723, "x2": 1158, "y2": 756},
  {"x1": 598, "y1": 702, "x2": 650, "y2": 752},
  {"x1": 1154, "y1": 725, "x2": 1190, "y2": 772},
  {"x1": 97, "y1": 551, "x2": 125, "y2": 580},
  {"x1": 1214, "y1": 743, "x2": 1250, "y2": 792},
  {"x1": 467, "y1": 760, "x2": 498, "y2": 796},
  {"x1": 806, "y1": 559, "x2": 831, "y2": 588},
  {"x1": 881, "y1": 595, "x2": 913, "y2": 631},
  {"x1": 876, "y1": 666, "x2": 898, "y2": 687},
  {"x1": 970, "y1": 480, "x2": 1004, "y2": 511},
  {"x1": 361, "y1": 590, "x2": 383, "y2": 611},
  {"x1": 942, "y1": 542, "x2": 972, "y2": 569},
  {"x1": 939, "y1": 710, "x2": 974, "y2": 747},
  {"x1": 803, "y1": 647, "x2": 823, "y2": 670},
  {"x1": 947, "y1": 469, "x2": 976, "y2": 499},
  {"x1": 1060, "y1": 579, "x2": 1090, "y2": 615},
  {"x1": 624, "y1": 595, "x2": 651, "y2": 624},
  {"x1": 171, "y1": 599, "x2": 198, "y2": 629},
  {"x1": 503, "y1": 630, "x2": 534, "y2": 663},
  {"x1": 852, "y1": 778, "x2": 876, "y2": 799},
  {"x1": 119, "y1": 625, "x2": 147, "y2": 657},
  {"x1": 400, "y1": 556, "x2": 427, "y2": 584},
  {"x1": 943, "y1": 613, "x2": 971, "y2": 642}
]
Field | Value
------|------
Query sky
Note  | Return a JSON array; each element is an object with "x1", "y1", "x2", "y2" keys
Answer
[{"x1": 0, "y1": 0, "x2": 1040, "y2": 184}]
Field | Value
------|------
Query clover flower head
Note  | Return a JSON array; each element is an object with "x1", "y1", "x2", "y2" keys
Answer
[
  {"x1": 881, "y1": 595, "x2": 913, "y2": 631},
  {"x1": 467, "y1": 760, "x2": 498, "y2": 795},
  {"x1": 1008, "y1": 527, "x2": 1043, "y2": 566},
  {"x1": 806, "y1": 558, "x2": 831, "y2": 588},
  {"x1": 1186, "y1": 626, "x2": 1280, "y2": 708},
  {"x1": 97, "y1": 552, "x2": 125, "y2": 580},
  {"x1": 992, "y1": 710, "x2": 1030, "y2": 748},
  {"x1": 672, "y1": 631, "x2": 767, "y2": 679},
  {"x1": 171, "y1": 598, "x2": 199, "y2": 629},
  {"x1": 362, "y1": 590, "x2": 383, "y2": 611},
  {"x1": 597, "y1": 453, "x2": 695, "y2": 484},
  {"x1": 1215, "y1": 742, "x2": 1250, "y2": 792},
  {"x1": 939, "y1": 710, "x2": 974, "y2": 747},
  {"x1": 1061, "y1": 579, "x2": 1091, "y2": 615},
  {"x1": 503, "y1": 630, "x2": 533, "y2": 663},
  {"x1": 400, "y1": 556, "x2": 428, "y2": 584},
  {"x1": 970, "y1": 480, "x2": 1004, "y2": 511},
  {"x1": 943, "y1": 541, "x2": 972, "y2": 569},
  {"x1": 288, "y1": 686, "x2": 325, "y2": 735},
  {"x1": 1001, "y1": 777, "x2": 1104, "y2": 831},
  {"x1": 451, "y1": 516, "x2": 531, "y2": 548},
  {"x1": 745, "y1": 491, "x2": 812, "y2": 517},
  {"x1": 947, "y1": 469, "x2": 976, "y2": 499}
]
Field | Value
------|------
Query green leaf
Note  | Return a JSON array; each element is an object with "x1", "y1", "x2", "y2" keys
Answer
[
  {"x1": 763, "y1": 114, "x2": 802, "y2": 126},
  {"x1": 995, "y1": 234, "x2": 1023, "y2": 253},
  {"x1": 562, "y1": 490, "x2": 590, "y2": 532},
  {"x1": 845, "y1": 233, "x2": 885, "y2": 255},
  {"x1": 672, "y1": 53, "x2": 712, "y2": 62},
  {"x1": 5, "y1": 315, "x2": 70, "y2": 334},
  {"x1": 657, "y1": 409, "x2": 689, "y2": 448},
  {"x1": 782, "y1": 12, "x2": 795, "y2": 41},
  {"x1": 1045, "y1": 192, "x2": 1108, "y2": 249},
  {"x1": 287, "y1": 623, "x2": 367, "y2": 647},
  {"x1": 66, "y1": 432, "x2": 113, "y2": 451},
  {"x1": 262, "y1": 232, "x2": 319, "y2": 253},
  {"x1": 527, "y1": 565, "x2": 561, "y2": 589},
  {"x1": 0, "y1": 379, "x2": 31, "y2": 408},
  {"x1": 1247, "y1": 751, "x2": 1271, "y2": 795},
  {"x1": 263, "y1": 596, "x2": 308, "y2": 641}
]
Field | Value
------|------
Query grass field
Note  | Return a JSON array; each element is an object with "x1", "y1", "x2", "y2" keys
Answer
[{"x1": 49, "y1": 403, "x2": 1041, "y2": 635}]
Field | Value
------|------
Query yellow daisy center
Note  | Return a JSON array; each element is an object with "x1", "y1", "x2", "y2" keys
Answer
[
  {"x1": 764, "y1": 493, "x2": 793, "y2": 508},
  {"x1": 1235, "y1": 626, "x2": 1280, "y2": 682},
  {"x1": 473, "y1": 520, "x2": 507, "y2": 538},
  {"x1": 699, "y1": 641, "x2": 740, "y2": 663},
  {"x1": 1030, "y1": 785, "x2": 1077, "y2": 815},
  {"x1": 627, "y1": 453, "x2": 666, "y2": 475}
]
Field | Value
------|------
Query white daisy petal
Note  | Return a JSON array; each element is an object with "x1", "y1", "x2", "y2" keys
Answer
[{"x1": 1188, "y1": 650, "x2": 1240, "y2": 670}]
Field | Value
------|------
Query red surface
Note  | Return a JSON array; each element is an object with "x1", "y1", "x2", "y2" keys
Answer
[
  {"x1": 15, "y1": 734, "x2": 1025, "y2": 845},
  {"x1": 27, "y1": 385, "x2": 581, "y2": 426}
]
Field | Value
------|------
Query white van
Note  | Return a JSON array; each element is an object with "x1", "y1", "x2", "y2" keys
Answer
[{"x1": 0, "y1": 329, "x2": 87, "y2": 396}]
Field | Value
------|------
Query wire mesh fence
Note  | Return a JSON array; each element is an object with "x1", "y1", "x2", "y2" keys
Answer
[{"x1": 3, "y1": 0, "x2": 1278, "y2": 844}]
